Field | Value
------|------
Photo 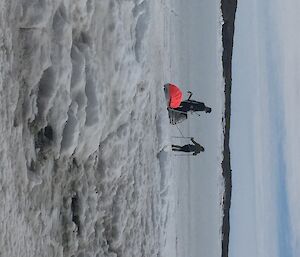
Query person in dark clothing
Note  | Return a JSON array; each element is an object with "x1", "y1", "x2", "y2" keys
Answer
[
  {"x1": 172, "y1": 138, "x2": 205, "y2": 155},
  {"x1": 174, "y1": 91, "x2": 212, "y2": 114}
]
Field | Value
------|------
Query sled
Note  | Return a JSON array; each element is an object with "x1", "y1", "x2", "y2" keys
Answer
[{"x1": 167, "y1": 108, "x2": 187, "y2": 125}]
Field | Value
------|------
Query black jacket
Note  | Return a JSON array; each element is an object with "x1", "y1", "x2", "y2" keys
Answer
[{"x1": 190, "y1": 138, "x2": 203, "y2": 155}]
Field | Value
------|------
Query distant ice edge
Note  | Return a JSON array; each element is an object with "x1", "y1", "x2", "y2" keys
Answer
[{"x1": 217, "y1": 0, "x2": 227, "y2": 247}]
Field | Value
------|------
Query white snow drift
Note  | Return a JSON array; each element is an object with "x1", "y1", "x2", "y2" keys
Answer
[{"x1": 0, "y1": 0, "x2": 173, "y2": 257}]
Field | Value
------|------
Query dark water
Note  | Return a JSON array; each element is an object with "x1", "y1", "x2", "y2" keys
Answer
[{"x1": 220, "y1": 0, "x2": 237, "y2": 256}]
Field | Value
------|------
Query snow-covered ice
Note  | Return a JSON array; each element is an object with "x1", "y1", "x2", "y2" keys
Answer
[
  {"x1": 163, "y1": 0, "x2": 225, "y2": 256},
  {"x1": 0, "y1": 0, "x2": 174, "y2": 257}
]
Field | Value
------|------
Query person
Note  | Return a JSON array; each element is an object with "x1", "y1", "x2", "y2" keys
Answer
[
  {"x1": 174, "y1": 91, "x2": 212, "y2": 113},
  {"x1": 172, "y1": 138, "x2": 205, "y2": 155}
]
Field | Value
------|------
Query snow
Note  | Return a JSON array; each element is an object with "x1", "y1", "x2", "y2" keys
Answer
[
  {"x1": 1, "y1": 0, "x2": 226, "y2": 256},
  {"x1": 163, "y1": 0, "x2": 225, "y2": 256},
  {"x1": 0, "y1": 0, "x2": 175, "y2": 257}
]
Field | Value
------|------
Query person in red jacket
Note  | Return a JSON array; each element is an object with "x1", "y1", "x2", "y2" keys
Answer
[{"x1": 174, "y1": 91, "x2": 212, "y2": 113}]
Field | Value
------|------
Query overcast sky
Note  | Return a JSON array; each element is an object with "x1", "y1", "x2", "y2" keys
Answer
[{"x1": 230, "y1": 0, "x2": 300, "y2": 256}]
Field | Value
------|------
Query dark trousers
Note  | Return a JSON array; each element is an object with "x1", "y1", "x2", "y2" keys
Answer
[
  {"x1": 175, "y1": 101, "x2": 206, "y2": 112},
  {"x1": 172, "y1": 144, "x2": 193, "y2": 152}
]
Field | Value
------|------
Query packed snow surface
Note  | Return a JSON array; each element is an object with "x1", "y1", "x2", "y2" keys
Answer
[{"x1": 0, "y1": 0, "x2": 173, "y2": 257}]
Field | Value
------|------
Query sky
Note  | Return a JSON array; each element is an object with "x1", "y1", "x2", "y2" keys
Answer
[{"x1": 230, "y1": 0, "x2": 300, "y2": 256}]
